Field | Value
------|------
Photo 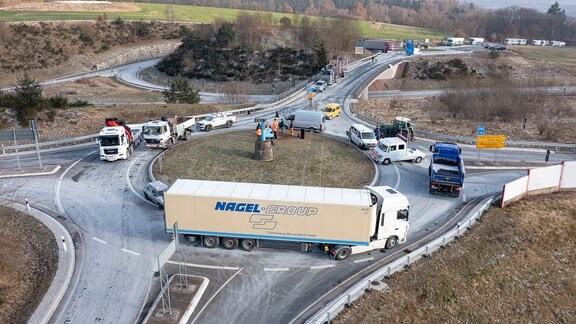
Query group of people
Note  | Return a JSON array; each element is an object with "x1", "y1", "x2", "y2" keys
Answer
[{"x1": 256, "y1": 118, "x2": 296, "y2": 143}]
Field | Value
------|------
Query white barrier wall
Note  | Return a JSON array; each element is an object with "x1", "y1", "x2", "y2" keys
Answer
[
  {"x1": 561, "y1": 161, "x2": 576, "y2": 189},
  {"x1": 501, "y1": 176, "x2": 529, "y2": 207},
  {"x1": 527, "y1": 165, "x2": 563, "y2": 191},
  {"x1": 501, "y1": 161, "x2": 575, "y2": 207}
]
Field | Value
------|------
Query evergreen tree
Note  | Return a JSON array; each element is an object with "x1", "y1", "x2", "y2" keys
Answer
[
  {"x1": 10, "y1": 73, "x2": 43, "y2": 126},
  {"x1": 215, "y1": 23, "x2": 235, "y2": 47},
  {"x1": 315, "y1": 41, "x2": 329, "y2": 71},
  {"x1": 162, "y1": 75, "x2": 200, "y2": 104},
  {"x1": 547, "y1": 1, "x2": 566, "y2": 17}
]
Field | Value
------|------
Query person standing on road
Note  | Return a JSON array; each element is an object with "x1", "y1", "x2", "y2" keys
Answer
[
  {"x1": 256, "y1": 123, "x2": 262, "y2": 137},
  {"x1": 279, "y1": 118, "x2": 285, "y2": 134},
  {"x1": 272, "y1": 118, "x2": 279, "y2": 140}
]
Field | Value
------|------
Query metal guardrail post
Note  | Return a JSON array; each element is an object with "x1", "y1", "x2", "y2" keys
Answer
[{"x1": 404, "y1": 255, "x2": 411, "y2": 269}]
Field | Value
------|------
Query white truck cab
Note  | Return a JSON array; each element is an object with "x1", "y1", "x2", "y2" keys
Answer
[
  {"x1": 98, "y1": 126, "x2": 133, "y2": 161},
  {"x1": 371, "y1": 137, "x2": 426, "y2": 165}
]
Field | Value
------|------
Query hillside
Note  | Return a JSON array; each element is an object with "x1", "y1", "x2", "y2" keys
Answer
[{"x1": 335, "y1": 191, "x2": 576, "y2": 323}]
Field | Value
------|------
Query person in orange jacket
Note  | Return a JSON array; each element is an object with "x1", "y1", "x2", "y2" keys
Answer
[{"x1": 272, "y1": 118, "x2": 279, "y2": 139}]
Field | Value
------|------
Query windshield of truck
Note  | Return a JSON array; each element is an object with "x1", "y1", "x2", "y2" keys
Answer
[
  {"x1": 204, "y1": 116, "x2": 215, "y2": 121},
  {"x1": 142, "y1": 126, "x2": 161, "y2": 136},
  {"x1": 378, "y1": 143, "x2": 389, "y2": 152},
  {"x1": 99, "y1": 135, "x2": 120, "y2": 146},
  {"x1": 361, "y1": 132, "x2": 375, "y2": 139}
]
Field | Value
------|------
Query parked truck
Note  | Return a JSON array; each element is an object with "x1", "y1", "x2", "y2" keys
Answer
[
  {"x1": 196, "y1": 112, "x2": 237, "y2": 131},
  {"x1": 164, "y1": 179, "x2": 410, "y2": 260},
  {"x1": 447, "y1": 37, "x2": 465, "y2": 46},
  {"x1": 378, "y1": 117, "x2": 415, "y2": 141},
  {"x1": 371, "y1": 137, "x2": 426, "y2": 165},
  {"x1": 98, "y1": 117, "x2": 134, "y2": 161},
  {"x1": 142, "y1": 115, "x2": 195, "y2": 148},
  {"x1": 428, "y1": 142, "x2": 465, "y2": 197}
]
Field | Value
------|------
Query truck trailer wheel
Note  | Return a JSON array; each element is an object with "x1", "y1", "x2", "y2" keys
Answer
[
  {"x1": 385, "y1": 236, "x2": 398, "y2": 249},
  {"x1": 203, "y1": 236, "x2": 219, "y2": 248},
  {"x1": 240, "y1": 239, "x2": 256, "y2": 251},
  {"x1": 333, "y1": 246, "x2": 352, "y2": 261},
  {"x1": 222, "y1": 237, "x2": 239, "y2": 250},
  {"x1": 414, "y1": 157, "x2": 422, "y2": 163},
  {"x1": 382, "y1": 158, "x2": 391, "y2": 165}
]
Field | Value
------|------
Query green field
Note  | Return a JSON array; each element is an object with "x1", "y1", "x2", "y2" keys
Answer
[
  {"x1": 0, "y1": 3, "x2": 444, "y2": 41},
  {"x1": 511, "y1": 46, "x2": 576, "y2": 65}
]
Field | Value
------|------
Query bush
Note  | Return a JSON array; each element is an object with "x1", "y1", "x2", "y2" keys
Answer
[{"x1": 47, "y1": 95, "x2": 68, "y2": 109}]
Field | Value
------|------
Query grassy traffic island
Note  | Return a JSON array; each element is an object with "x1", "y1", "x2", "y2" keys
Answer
[{"x1": 152, "y1": 130, "x2": 374, "y2": 188}]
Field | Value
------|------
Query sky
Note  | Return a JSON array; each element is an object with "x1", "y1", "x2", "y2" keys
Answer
[{"x1": 465, "y1": 0, "x2": 576, "y2": 18}]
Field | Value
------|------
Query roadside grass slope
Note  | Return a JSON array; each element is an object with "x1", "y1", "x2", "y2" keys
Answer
[
  {"x1": 0, "y1": 2, "x2": 444, "y2": 40},
  {"x1": 335, "y1": 191, "x2": 576, "y2": 323}
]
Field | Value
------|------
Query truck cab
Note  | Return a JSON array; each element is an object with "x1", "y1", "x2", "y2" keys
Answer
[
  {"x1": 371, "y1": 137, "x2": 426, "y2": 165},
  {"x1": 142, "y1": 120, "x2": 171, "y2": 148},
  {"x1": 98, "y1": 126, "x2": 133, "y2": 161}
]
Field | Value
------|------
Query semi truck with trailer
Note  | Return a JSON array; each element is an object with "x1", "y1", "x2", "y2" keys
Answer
[
  {"x1": 142, "y1": 115, "x2": 195, "y2": 148},
  {"x1": 163, "y1": 179, "x2": 410, "y2": 261},
  {"x1": 428, "y1": 142, "x2": 465, "y2": 197},
  {"x1": 98, "y1": 118, "x2": 134, "y2": 161}
]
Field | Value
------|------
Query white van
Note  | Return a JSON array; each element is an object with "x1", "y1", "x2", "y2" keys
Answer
[
  {"x1": 347, "y1": 124, "x2": 377, "y2": 150},
  {"x1": 285, "y1": 110, "x2": 326, "y2": 132}
]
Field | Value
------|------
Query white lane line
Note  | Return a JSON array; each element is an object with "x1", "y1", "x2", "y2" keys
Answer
[
  {"x1": 393, "y1": 163, "x2": 401, "y2": 189},
  {"x1": 264, "y1": 267, "x2": 290, "y2": 272},
  {"x1": 55, "y1": 159, "x2": 82, "y2": 215},
  {"x1": 121, "y1": 248, "x2": 140, "y2": 256},
  {"x1": 91, "y1": 236, "x2": 108, "y2": 244},
  {"x1": 310, "y1": 264, "x2": 335, "y2": 270},
  {"x1": 353, "y1": 257, "x2": 374, "y2": 263},
  {"x1": 125, "y1": 152, "x2": 155, "y2": 206},
  {"x1": 166, "y1": 260, "x2": 240, "y2": 271},
  {"x1": 191, "y1": 268, "x2": 244, "y2": 324}
]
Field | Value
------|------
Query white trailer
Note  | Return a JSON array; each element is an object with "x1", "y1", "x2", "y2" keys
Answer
[
  {"x1": 370, "y1": 137, "x2": 426, "y2": 165},
  {"x1": 142, "y1": 115, "x2": 195, "y2": 148},
  {"x1": 532, "y1": 40, "x2": 549, "y2": 46},
  {"x1": 164, "y1": 179, "x2": 410, "y2": 260},
  {"x1": 447, "y1": 37, "x2": 465, "y2": 46},
  {"x1": 504, "y1": 38, "x2": 527, "y2": 45},
  {"x1": 550, "y1": 41, "x2": 566, "y2": 46},
  {"x1": 468, "y1": 37, "x2": 484, "y2": 45}
]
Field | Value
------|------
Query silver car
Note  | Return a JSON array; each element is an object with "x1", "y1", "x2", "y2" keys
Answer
[{"x1": 143, "y1": 181, "x2": 168, "y2": 210}]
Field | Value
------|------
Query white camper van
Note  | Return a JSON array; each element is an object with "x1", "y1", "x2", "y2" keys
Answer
[{"x1": 347, "y1": 124, "x2": 378, "y2": 150}]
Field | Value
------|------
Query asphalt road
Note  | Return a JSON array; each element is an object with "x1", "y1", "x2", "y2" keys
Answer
[{"x1": 3, "y1": 49, "x2": 575, "y2": 324}]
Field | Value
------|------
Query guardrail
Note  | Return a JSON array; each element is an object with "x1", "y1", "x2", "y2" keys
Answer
[
  {"x1": 2, "y1": 134, "x2": 98, "y2": 155},
  {"x1": 305, "y1": 195, "x2": 496, "y2": 324}
]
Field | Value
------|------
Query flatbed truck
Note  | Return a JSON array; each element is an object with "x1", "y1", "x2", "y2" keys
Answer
[{"x1": 164, "y1": 179, "x2": 411, "y2": 260}]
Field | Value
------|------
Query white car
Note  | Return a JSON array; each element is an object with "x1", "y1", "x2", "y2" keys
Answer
[
  {"x1": 313, "y1": 80, "x2": 327, "y2": 92},
  {"x1": 371, "y1": 137, "x2": 426, "y2": 165}
]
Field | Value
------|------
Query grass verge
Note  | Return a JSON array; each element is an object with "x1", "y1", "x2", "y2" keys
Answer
[{"x1": 153, "y1": 130, "x2": 374, "y2": 188}]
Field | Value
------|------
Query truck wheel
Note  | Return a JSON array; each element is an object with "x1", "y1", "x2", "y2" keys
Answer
[
  {"x1": 144, "y1": 193, "x2": 150, "y2": 201},
  {"x1": 125, "y1": 148, "x2": 131, "y2": 160},
  {"x1": 334, "y1": 246, "x2": 352, "y2": 261},
  {"x1": 382, "y1": 158, "x2": 391, "y2": 165},
  {"x1": 226, "y1": 121, "x2": 232, "y2": 128},
  {"x1": 222, "y1": 237, "x2": 239, "y2": 250},
  {"x1": 167, "y1": 138, "x2": 174, "y2": 148},
  {"x1": 205, "y1": 125, "x2": 212, "y2": 132},
  {"x1": 184, "y1": 130, "x2": 192, "y2": 140},
  {"x1": 385, "y1": 236, "x2": 398, "y2": 249},
  {"x1": 414, "y1": 157, "x2": 423, "y2": 163},
  {"x1": 183, "y1": 234, "x2": 197, "y2": 242},
  {"x1": 203, "y1": 236, "x2": 219, "y2": 248},
  {"x1": 240, "y1": 239, "x2": 256, "y2": 251}
]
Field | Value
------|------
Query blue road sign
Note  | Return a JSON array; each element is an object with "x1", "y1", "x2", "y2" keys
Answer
[{"x1": 477, "y1": 125, "x2": 485, "y2": 136}]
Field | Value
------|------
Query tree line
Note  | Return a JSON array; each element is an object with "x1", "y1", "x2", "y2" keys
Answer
[{"x1": 162, "y1": 0, "x2": 575, "y2": 43}]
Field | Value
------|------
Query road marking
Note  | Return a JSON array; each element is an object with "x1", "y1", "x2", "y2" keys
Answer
[
  {"x1": 91, "y1": 236, "x2": 107, "y2": 244},
  {"x1": 55, "y1": 159, "x2": 82, "y2": 215},
  {"x1": 192, "y1": 268, "x2": 244, "y2": 324},
  {"x1": 353, "y1": 257, "x2": 374, "y2": 263},
  {"x1": 310, "y1": 264, "x2": 335, "y2": 270},
  {"x1": 166, "y1": 260, "x2": 240, "y2": 271},
  {"x1": 264, "y1": 267, "x2": 290, "y2": 272},
  {"x1": 121, "y1": 248, "x2": 140, "y2": 256}
]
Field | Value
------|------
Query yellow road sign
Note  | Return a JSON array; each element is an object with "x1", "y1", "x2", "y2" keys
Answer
[
  {"x1": 476, "y1": 135, "x2": 506, "y2": 149},
  {"x1": 306, "y1": 93, "x2": 313, "y2": 101}
]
